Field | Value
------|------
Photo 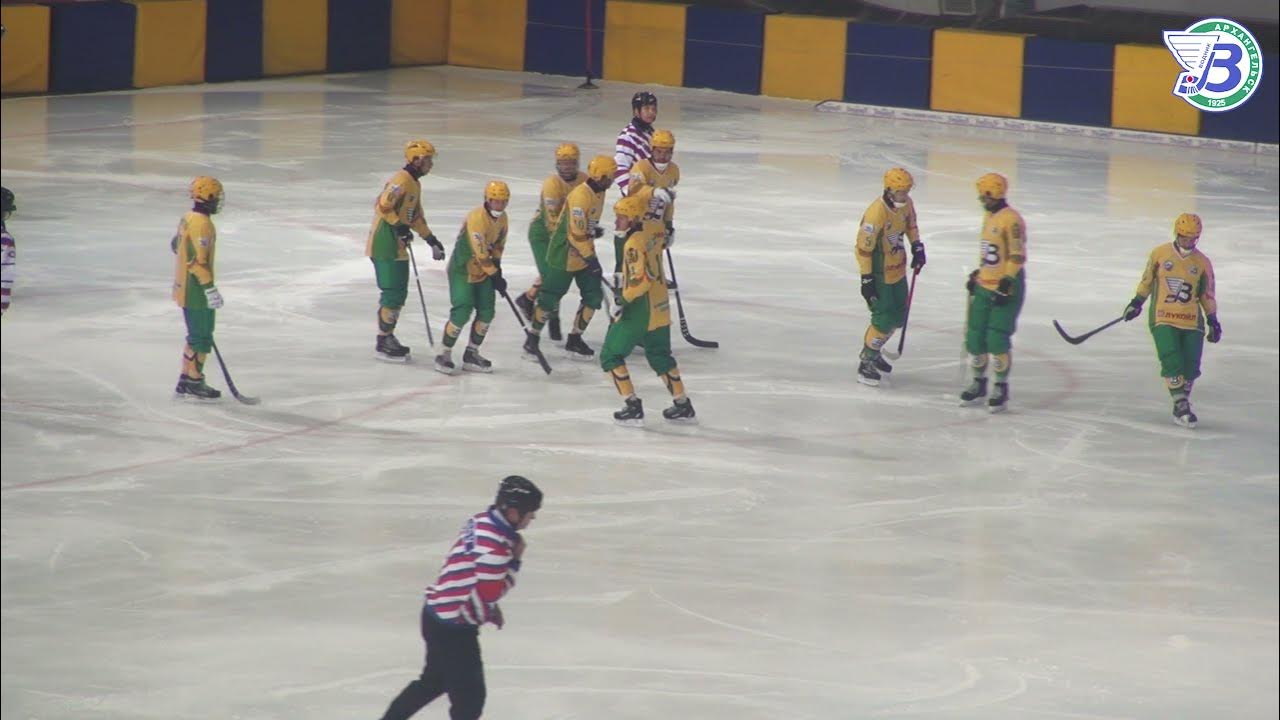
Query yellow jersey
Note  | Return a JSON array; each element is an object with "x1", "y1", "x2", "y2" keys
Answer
[
  {"x1": 855, "y1": 196, "x2": 919, "y2": 284},
  {"x1": 630, "y1": 159, "x2": 680, "y2": 226},
  {"x1": 976, "y1": 203, "x2": 1027, "y2": 289},
  {"x1": 619, "y1": 224, "x2": 671, "y2": 331},
  {"x1": 536, "y1": 171, "x2": 587, "y2": 232},
  {"x1": 172, "y1": 211, "x2": 216, "y2": 308},
  {"x1": 548, "y1": 182, "x2": 605, "y2": 272},
  {"x1": 1134, "y1": 243, "x2": 1217, "y2": 330},
  {"x1": 451, "y1": 207, "x2": 508, "y2": 283},
  {"x1": 367, "y1": 169, "x2": 433, "y2": 260}
]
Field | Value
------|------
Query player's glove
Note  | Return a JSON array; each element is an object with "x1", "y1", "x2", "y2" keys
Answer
[
  {"x1": 655, "y1": 187, "x2": 676, "y2": 205},
  {"x1": 490, "y1": 604, "x2": 505, "y2": 630},
  {"x1": 424, "y1": 233, "x2": 445, "y2": 261},
  {"x1": 664, "y1": 221, "x2": 676, "y2": 248},
  {"x1": 992, "y1": 277, "x2": 1013, "y2": 306},
  {"x1": 393, "y1": 223, "x2": 413, "y2": 245},
  {"x1": 592, "y1": 225, "x2": 605, "y2": 240},
  {"x1": 1123, "y1": 295, "x2": 1145, "y2": 322},
  {"x1": 170, "y1": 234, "x2": 180, "y2": 254},
  {"x1": 910, "y1": 241, "x2": 926, "y2": 271},
  {"x1": 609, "y1": 291, "x2": 625, "y2": 321},
  {"x1": 490, "y1": 268, "x2": 507, "y2": 294},
  {"x1": 584, "y1": 254, "x2": 604, "y2": 279},
  {"x1": 966, "y1": 269, "x2": 979, "y2": 295},
  {"x1": 1206, "y1": 313, "x2": 1222, "y2": 343},
  {"x1": 203, "y1": 284, "x2": 225, "y2": 309},
  {"x1": 860, "y1": 274, "x2": 878, "y2": 307}
]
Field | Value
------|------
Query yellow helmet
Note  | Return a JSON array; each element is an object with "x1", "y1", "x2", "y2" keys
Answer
[
  {"x1": 884, "y1": 167, "x2": 914, "y2": 193},
  {"x1": 189, "y1": 176, "x2": 224, "y2": 205},
  {"x1": 976, "y1": 172, "x2": 1008, "y2": 200},
  {"x1": 652, "y1": 129, "x2": 675, "y2": 150},
  {"x1": 555, "y1": 143, "x2": 580, "y2": 161},
  {"x1": 404, "y1": 139, "x2": 436, "y2": 163},
  {"x1": 615, "y1": 195, "x2": 647, "y2": 220},
  {"x1": 1174, "y1": 213, "x2": 1202, "y2": 237},
  {"x1": 484, "y1": 180, "x2": 510, "y2": 203},
  {"x1": 587, "y1": 155, "x2": 617, "y2": 182}
]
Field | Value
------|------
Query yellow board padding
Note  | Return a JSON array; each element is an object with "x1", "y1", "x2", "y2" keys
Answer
[
  {"x1": 1, "y1": 5, "x2": 51, "y2": 94},
  {"x1": 132, "y1": 0, "x2": 207, "y2": 88},
  {"x1": 448, "y1": 0, "x2": 526, "y2": 71},
  {"x1": 761, "y1": 14, "x2": 845, "y2": 101},
  {"x1": 391, "y1": 0, "x2": 450, "y2": 66},
  {"x1": 603, "y1": 1, "x2": 686, "y2": 87},
  {"x1": 931, "y1": 29, "x2": 1024, "y2": 118},
  {"x1": 263, "y1": 0, "x2": 328, "y2": 76},
  {"x1": 1112, "y1": 45, "x2": 1200, "y2": 136}
]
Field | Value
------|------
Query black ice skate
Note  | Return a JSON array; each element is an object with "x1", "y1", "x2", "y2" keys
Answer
[
  {"x1": 522, "y1": 331, "x2": 543, "y2": 362},
  {"x1": 563, "y1": 333, "x2": 595, "y2": 361},
  {"x1": 662, "y1": 397, "x2": 697, "y2": 424},
  {"x1": 433, "y1": 350, "x2": 457, "y2": 375},
  {"x1": 872, "y1": 354, "x2": 893, "y2": 375},
  {"x1": 987, "y1": 382, "x2": 1009, "y2": 413},
  {"x1": 175, "y1": 374, "x2": 222, "y2": 401},
  {"x1": 548, "y1": 314, "x2": 563, "y2": 342},
  {"x1": 959, "y1": 377, "x2": 988, "y2": 405},
  {"x1": 1173, "y1": 397, "x2": 1198, "y2": 428},
  {"x1": 856, "y1": 359, "x2": 881, "y2": 387},
  {"x1": 462, "y1": 347, "x2": 492, "y2": 373},
  {"x1": 613, "y1": 396, "x2": 644, "y2": 427},
  {"x1": 376, "y1": 334, "x2": 410, "y2": 362},
  {"x1": 515, "y1": 292, "x2": 535, "y2": 322}
]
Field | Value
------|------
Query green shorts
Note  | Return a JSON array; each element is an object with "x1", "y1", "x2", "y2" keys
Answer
[
  {"x1": 372, "y1": 258, "x2": 409, "y2": 308},
  {"x1": 965, "y1": 274, "x2": 1025, "y2": 356}
]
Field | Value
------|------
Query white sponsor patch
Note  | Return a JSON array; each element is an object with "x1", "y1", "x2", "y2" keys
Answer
[{"x1": 862, "y1": 223, "x2": 875, "y2": 234}]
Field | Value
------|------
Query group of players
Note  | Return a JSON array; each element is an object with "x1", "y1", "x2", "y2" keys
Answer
[{"x1": 151, "y1": 88, "x2": 1225, "y2": 428}]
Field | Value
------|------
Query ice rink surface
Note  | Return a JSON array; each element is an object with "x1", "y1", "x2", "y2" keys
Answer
[{"x1": 2, "y1": 66, "x2": 1277, "y2": 720}]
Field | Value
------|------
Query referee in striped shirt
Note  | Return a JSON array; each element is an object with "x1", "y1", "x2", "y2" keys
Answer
[
  {"x1": 614, "y1": 91, "x2": 658, "y2": 196},
  {"x1": 378, "y1": 476, "x2": 543, "y2": 720}
]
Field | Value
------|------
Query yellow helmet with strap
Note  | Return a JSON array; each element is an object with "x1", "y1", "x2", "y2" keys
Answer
[
  {"x1": 1174, "y1": 213, "x2": 1202, "y2": 237},
  {"x1": 615, "y1": 195, "x2": 647, "y2": 220},
  {"x1": 884, "y1": 167, "x2": 914, "y2": 193},
  {"x1": 404, "y1": 139, "x2": 436, "y2": 163},
  {"x1": 976, "y1": 172, "x2": 1008, "y2": 200},
  {"x1": 652, "y1": 129, "x2": 675, "y2": 150},
  {"x1": 555, "y1": 143, "x2": 580, "y2": 161},
  {"x1": 485, "y1": 180, "x2": 511, "y2": 202},
  {"x1": 189, "y1": 176, "x2": 224, "y2": 207},
  {"x1": 587, "y1": 155, "x2": 617, "y2": 182}
]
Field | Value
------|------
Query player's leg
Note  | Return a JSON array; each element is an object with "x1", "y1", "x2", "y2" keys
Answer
[
  {"x1": 859, "y1": 276, "x2": 906, "y2": 385},
  {"x1": 177, "y1": 308, "x2": 221, "y2": 399},
  {"x1": 961, "y1": 290, "x2": 993, "y2": 403},
  {"x1": 1150, "y1": 324, "x2": 1194, "y2": 426},
  {"x1": 564, "y1": 269, "x2": 604, "y2": 360},
  {"x1": 519, "y1": 222, "x2": 551, "y2": 324},
  {"x1": 462, "y1": 279, "x2": 496, "y2": 373},
  {"x1": 646, "y1": 326, "x2": 695, "y2": 422},
  {"x1": 373, "y1": 258, "x2": 411, "y2": 359},
  {"x1": 441, "y1": 628, "x2": 486, "y2": 720},
  {"x1": 984, "y1": 277, "x2": 1023, "y2": 412},
  {"x1": 437, "y1": 268, "x2": 477, "y2": 374},
  {"x1": 600, "y1": 303, "x2": 647, "y2": 425},
  {"x1": 378, "y1": 607, "x2": 449, "y2": 720}
]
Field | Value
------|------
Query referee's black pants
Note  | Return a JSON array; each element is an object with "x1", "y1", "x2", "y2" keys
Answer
[{"x1": 379, "y1": 606, "x2": 485, "y2": 720}]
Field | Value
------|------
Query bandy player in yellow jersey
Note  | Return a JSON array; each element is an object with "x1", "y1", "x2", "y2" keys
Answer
[
  {"x1": 626, "y1": 129, "x2": 679, "y2": 239},
  {"x1": 614, "y1": 173, "x2": 675, "y2": 272},
  {"x1": 366, "y1": 140, "x2": 446, "y2": 362},
  {"x1": 434, "y1": 182, "x2": 510, "y2": 375},
  {"x1": 516, "y1": 143, "x2": 587, "y2": 342},
  {"x1": 170, "y1": 176, "x2": 227, "y2": 400},
  {"x1": 960, "y1": 173, "x2": 1026, "y2": 412},
  {"x1": 854, "y1": 168, "x2": 925, "y2": 386},
  {"x1": 1122, "y1": 213, "x2": 1221, "y2": 427}
]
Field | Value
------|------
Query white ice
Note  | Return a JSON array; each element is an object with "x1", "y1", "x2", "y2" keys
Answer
[{"x1": 2, "y1": 66, "x2": 1277, "y2": 720}]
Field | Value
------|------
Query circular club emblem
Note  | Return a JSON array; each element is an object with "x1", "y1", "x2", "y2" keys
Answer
[{"x1": 1163, "y1": 18, "x2": 1264, "y2": 112}]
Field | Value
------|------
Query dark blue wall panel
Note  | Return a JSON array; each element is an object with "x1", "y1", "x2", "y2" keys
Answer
[
  {"x1": 1021, "y1": 37, "x2": 1113, "y2": 127},
  {"x1": 328, "y1": 0, "x2": 391, "y2": 73},
  {"x1": 1199, "y1": 52, "x2": 1278, "y2": 143},
  {"x1": 844, "y1": 23, "x2": 930, "y2": 109},
  {"x1": 50, "y1": 1, "x2": 136, "y2": 93},
  {"x1": 525, "y1": 0, "x2": 604, "y2": 79},
  {"x1": 683, "y1": 6, "x2": 764, "y2": 95},
  {"x1": 206, "y1": 0, "x2": 264, "y2": 83}
]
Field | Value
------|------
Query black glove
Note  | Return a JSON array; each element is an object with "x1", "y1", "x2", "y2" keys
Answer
[
  {"x1": 1123, "y1": 295, "x2": 1145, "y2": 322},
  {"x1": 490, "y1": 269, "x2": 507, "y2": 294},
  {"x1": 592, "y1": 225, "x2": 605, "y2": 240},
  {"x1": 1206, "y1": 313, "x2": 1222, "y2": 343},
  {"x1": 993, "y1": 277, "x2": 1013, "y2": 306},
  {"x1": 170, "y1": 234, "x2": 180, "y2": 254},
  {"x1": 910, "y1": 241, "x2": 926, "y2": 271},
  {"x1": 424, "y1": 233, "x2": 445, "y2": 260},
  {"x1": 860, "y1": 274, "x2": 878, "y2": 307},
  {"x1": 584, "y1": 254, "x2": 604, "y2": 279},
  {"x1": 393, "y1": 223, "x2": 413, "y2": 244},
  {"x1": 966, "y1": 270, "x2": 978, "y2": 295}
]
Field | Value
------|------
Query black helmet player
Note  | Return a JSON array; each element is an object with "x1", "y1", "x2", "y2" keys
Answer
[
  {"x1": 495, "y1": 475, "x2": 543, "y2": 515},
  {"x1": 631, "y1": 91, "x2": 658, "y2": 111},
  {"x1": 0, "y1": 186, "x2": 13, "y2": 225}
]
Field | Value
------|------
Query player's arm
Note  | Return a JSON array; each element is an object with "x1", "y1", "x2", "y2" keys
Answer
[
  {"x1": 614, "y1": 132, "x2": 642, "y2": 194},
  {"x1": 186, "y1": 223, "x2": 215, "y2": 287},
  {"x1": 1000, "y1": 214, "x2": 1026, "y2": 279},
  {"x1": 541, "y1": 177, "x2": 565, "y2": 224},
  {"x1": 567, "y1": 197, "x2": 597, "y2": 260},
  {"x1": 854, "y1": 213, "x2": 879, "y2": 276},
  {"x1": 1198, "y1": 257, "x2": 1217, "y2": 316},
  {"x1": 410, "y1": 196, "x2": 432, "y2": 238},
  {"x1": 620, "y1": 237, "x2": 651, "y2": 304},
  {"x1": 375, "y1": 181, "x2": 404, "y2": 226},
  {"x1": 466, "y1": 212, "x2": 499, "y2": 277},
  {"x1": 1133, "y1": 248, "x2": 1158, "y2": 300},
  {"x1": 1, "y1": 234, "x2": 14, "y2": 315},
  {"x1": 904, "y1": 203, "x2": 921, "y2": 244}
]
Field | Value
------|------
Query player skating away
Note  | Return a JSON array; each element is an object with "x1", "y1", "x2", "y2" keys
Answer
[
  {"x1": 170, "y1": 177, "x2": 226, "y2": 400},
  {"x1": 1122, "y1": 213, "x2": 1221, "y2": 428},
  {"x1": 435, "y1": 182, "x2": 510, "y2": 375},
  {"x1": 377, "y1": 476, "x2": 542, "y2": 720},
  {"x1": 367, "y1": 140, "x2": 446, "y2": 362},
  {"x1": 960, "y1": 173, "x2": 1026, "y2": 412},
  {"x1": 614, "y1": 91, "x2": 657, "y2": 196},
  {"x1": 515, "y1": 143, "x2": 587, "y2": 342},
  {"x1": 854, "y1": 168, "x2": 926, "y2": 386},
  {"x1": 1, "y1": 187, "x2": 15, "y2": 316},
  {"x1": 601, "y1": 196, "x2": 695, "y2": 427},
  {"x1": 522, "y1": 155, "x2": 616, "y2": 362},
  {"x1": 628, "y1": 128, "x2": 680, "y2": 245}
]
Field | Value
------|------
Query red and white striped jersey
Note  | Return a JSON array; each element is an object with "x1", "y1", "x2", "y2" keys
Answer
[
  {"x1": 424, "y1": 508, "x2": 521, "y2": 626},
  {"x1": 614, "y1": 120, "x2": 653, "y2": 196},
  {"x1": 1, "y1": 228, "x2": 14, "y2": 315}
]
